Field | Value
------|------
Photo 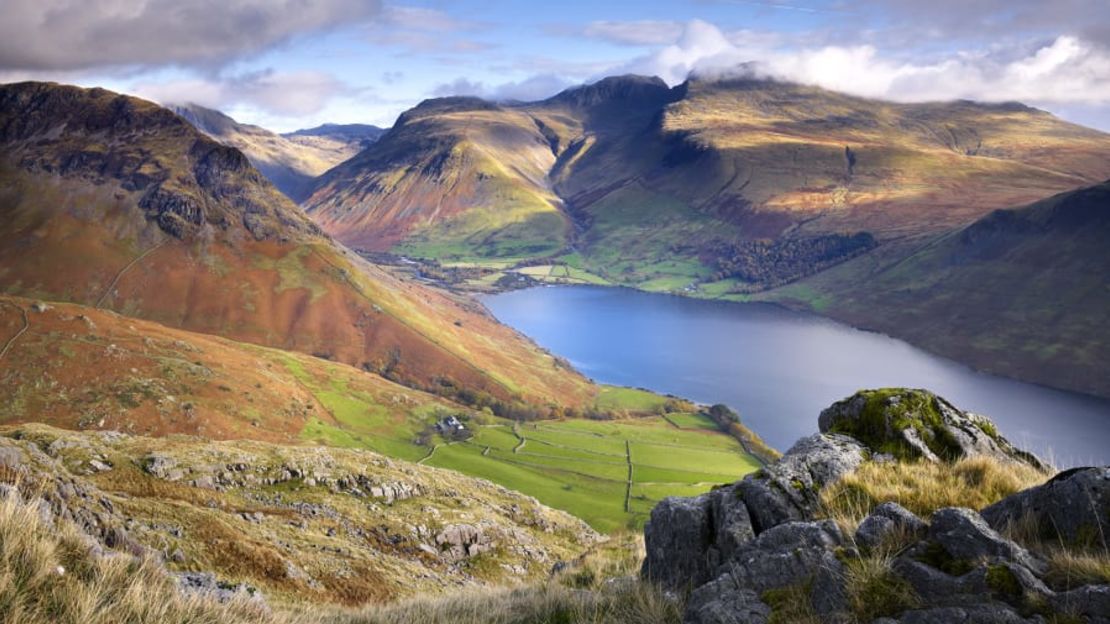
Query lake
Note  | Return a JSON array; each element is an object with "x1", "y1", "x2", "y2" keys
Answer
[{"x1": 484, "y1": 285, "x2": 1110, "y2": 467}]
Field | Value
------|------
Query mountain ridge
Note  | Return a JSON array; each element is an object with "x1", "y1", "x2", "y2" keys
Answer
[{"x1": 0, "y1": 81, "x2": 594, "y2": 408}]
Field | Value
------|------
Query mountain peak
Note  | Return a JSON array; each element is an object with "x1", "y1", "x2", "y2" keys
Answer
[
  {"x1": 547, "y1": 74, "x2": 673, "y2": 108},
  {"x1": 0, "y1": 81, "x2": 316, "y2": 242},
  {"x1": 397, "y1": 96, "x2": 501, "y2": 126}
]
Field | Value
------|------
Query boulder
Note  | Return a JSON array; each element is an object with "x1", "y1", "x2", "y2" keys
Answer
[
  {"x1": 737, "y1": 433, "x2": 866, "y2": 533},
  {"x1": 1049, "y1": 584, "x2": 1110, "y2": 619},
  {"x1": 855, "y1": 502, "x2": 927, "y2": 551},
  {"x1": 927, "y1": 508, "x2": 1045, "y2": 575},
  {"x1": 642, "y1": 494, "x2": 714, "y2": 590},
  {"x1": 818, "y1": 388, "x2": 1044, "y2": 467},
  {"x1": 981, "y1": 466, "x2": 1109, "y2": 549},
  {"x1": 685, "y1": 581, "x2": 771, "y2": 624},
  {"x1": 682, "y1": 521, "x2": 847, "y2": 623}
]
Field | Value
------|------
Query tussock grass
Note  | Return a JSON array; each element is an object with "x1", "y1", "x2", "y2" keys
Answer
[
  {"x1": 0, "y1": 489, "x2": 277, "y2": 624},
  {"x1": 340, "y1": 582, "x2": 681, "y2": 624},
  {"x1": 820, "y1": 455, "x2": 1051, "y2": 531},
  {"x1": 842, "y1": 553, "x2": 921, "y2": 622},
  {"x1": 998, "y1": 510, "x2": 1110, "y2": 591}
]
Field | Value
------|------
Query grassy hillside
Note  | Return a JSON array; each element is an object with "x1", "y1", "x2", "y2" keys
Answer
[
  {"x1": 0, "y1": 82, "x2": 594, "y2": 408},
  {"x1": 766, "y1": 180, "x2": 1110, "y2": 398},
  {"x1": 306, "y1": 97, "x2": 571, "y2": 262},
  {"x1": 0, "y1": 296, "x2": 760, "y2": 531},
  {"x1": 0, "y1": 422, "x2": 600, "y2": 606}
]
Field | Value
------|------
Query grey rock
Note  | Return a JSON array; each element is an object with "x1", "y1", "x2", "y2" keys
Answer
[
  {"x1": 738, "y1": 433, "x2": 867, "y2": 533},
  {"x1": 818, "y1": 389, "x2": 1044, "y2": 468},
  {"x1": 856, "y1": 502, "x2": 927, "y2": 551},
  {"x1": 898, "y1": 605, "x2": 1042, "y2": 623},
  {"x1": 0, "y1": 445, "x2": 25, "y2": 468},
  {"x1": 141, "y1": 454, "x2": 177, "y2": 479},
  {"x1": 928, "y1": 508, "x2": 1045, "y2": 575},
  {"x1": 642, "y1": 494, "x2": 714, "y2": 590},
  {"x1": 982, "y1": 466, "x2": 1109, "y2": 549},
  {"x1": 684, "y1": 577, "x2": 771, "y2": 624},
  {"x1": 177, "y1": 571, "x2": 264, "y2": 605},
  {"x1": 707, "y1": 485, "x2": 755, "y2": 563},
  {"x1": 683, "y1": 521, "x2": 847, "y2": 623},
  {"x1": 1050, "y1": 584, "x2": 1110, "y2": 619}
]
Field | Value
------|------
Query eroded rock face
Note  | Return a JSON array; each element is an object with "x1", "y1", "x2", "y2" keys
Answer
[
  {"x1": 981, "y1": 466, "x2": 1109, "y2": 549},
  {"x1": 818, "y1": 388, "x2": 1045, "y2": 468},
  {"x1": 641, "y1": 388, "x2": 1105, "y2": 624},
  {"x1": 642, "y1": 432, "x2": 864, "y2": 591}
]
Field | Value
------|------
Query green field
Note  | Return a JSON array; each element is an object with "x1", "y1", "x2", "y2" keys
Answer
[
  {"x1": 428, "y1": 418, "x2": 760, "y2": 532},
  {"x1": 284, "y1": 358, "x2": 760, "y2": 532}
]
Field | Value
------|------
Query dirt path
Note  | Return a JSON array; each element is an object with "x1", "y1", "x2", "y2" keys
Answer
[
  {"x1": 417, "y1": 444, "x2": 441, "y2": 465},
  {"x1": 96, "y1": 242, "x2": 166, "y2": 309},
  {"x1": 511, "y1": 422, "x2": 527, "y2": 454},
  {"x1": 0, "y1": 302, "x2": 30, "y2": 361}
]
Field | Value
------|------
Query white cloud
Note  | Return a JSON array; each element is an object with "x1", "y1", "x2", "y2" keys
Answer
[
  {"x1": 580, "y1": 21, "x2": 684, "y2": 46},
  {"x1": 613, "y1": 20, "x2": 1110, "y2": 107},
  {"x1": 0, "y1": 0, "x2": 382, "y2": 71},
  {"x1": 431, "y1": 74, "x2": 572, "y2": 102},
  {"x1": 135, "y1": 70, "x2": 352, "y2": 117}
]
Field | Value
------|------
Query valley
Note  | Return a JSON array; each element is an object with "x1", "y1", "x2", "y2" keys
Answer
[{"x1": 2, "y1": 3, "x2": 1108, "y2": 622}]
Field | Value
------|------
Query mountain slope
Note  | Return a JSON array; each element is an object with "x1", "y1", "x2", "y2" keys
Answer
[
  {"x1": 307, "y1": 97, "x2": 571, "y2": 260},
  {"x1": 171, "y1": 103, "x2": 379, "y2": 201},
  {"x1": 0, "y1": 82, "x2": 593, "y2": 407},
  {"x1": 304, "y1": 75, "x2": 1110, "y2": 290},
  {"x1": 769, "y1": 180, "x2": 1110, "y2": 398},
  {"x1": 0, "y1": 421, "x2": 599, "y2": 606}
]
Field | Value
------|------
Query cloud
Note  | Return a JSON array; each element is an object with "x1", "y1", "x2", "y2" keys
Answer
[
  {"x1": 613, "y1": 20, "x2": 1110, "y2": 107},
  {"x1": 849, "y1": 0, "x2": 1108, "y2": 41},
  {"x1": 579, "y1": 21, "x2": 684, "y2": 46},
  {"x1": 431, "y1": 74, "x2": 571, "y2": 102},
  {"x1": 0, "y1": 0, "x2": 383, "y2": 71},
  {"x1": 135, "y1": 69, "x2": 353, "y2": 117},
  {"x1": 367, "y1": 4, "x2": 493, "y2": 55}
]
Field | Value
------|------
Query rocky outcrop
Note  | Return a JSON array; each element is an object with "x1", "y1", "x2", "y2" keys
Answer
[
  {"x1": 642, "y1": 389, "x2": 1106, "y2": 624},
  {"x1": 818, "y1": 388, "x2": 1046, "y2": 467},
  {"x1": 982, "y1": 466, "x2": 1110, "y2": 549},
  {"x1": 643, "y1": 433, "x2": 865, "y2": 590}
]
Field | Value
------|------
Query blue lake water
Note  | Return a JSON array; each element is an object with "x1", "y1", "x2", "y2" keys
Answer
[{"x1": 484, "y1": 285, "x2": 1110, "y2": 467}]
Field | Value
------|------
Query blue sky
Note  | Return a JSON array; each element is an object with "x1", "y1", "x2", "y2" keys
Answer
[{"x1": 2, "y1": 0, "x2": 1109, "y2": 132}]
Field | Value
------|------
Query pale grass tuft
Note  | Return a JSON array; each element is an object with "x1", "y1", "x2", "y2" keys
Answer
[
  {"x1": 337, "y1": 581, "x2": 681, "y2": 624},
  {"x1": 820, "y1": 455, "x2": 1052, "y2": 531}
]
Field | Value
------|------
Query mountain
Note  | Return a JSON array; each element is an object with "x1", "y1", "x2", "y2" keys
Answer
[
  {"x1": 170, "y1": 103, "x2": 379, "y2": 201},
  {"x1": 282, "y1": 122, "x2": 384, "y2": 164},
  {"x1": 0, "y1": 82, "x2": 593, "y2": 408},
  {"x1": 769, "y1": 180, "x2": 1110, "y2": 399},
  {"x1": 306, "y1": 96, "x2": 571, "y2": 259},
  {"x1": 303, "y1": 75, "x2": 1110, "y2": 289}
]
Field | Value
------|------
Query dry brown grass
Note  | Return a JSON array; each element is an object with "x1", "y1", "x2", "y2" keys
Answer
[
  {"x1": 0, "y1": 488, "x2": 279, "y2": 624},
  {"x1": 820, "y1": 455, "x2": 1052, "y2": 532},
  {"x1": 997, "y1": 510, "x2": 1110, "y2": 591},
  {"x1": 0, "y1": 488, "x2": 678, "y2": 624},
  {"x1": 336, "y1": 581, "x2": 681, "y2": 624}
]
